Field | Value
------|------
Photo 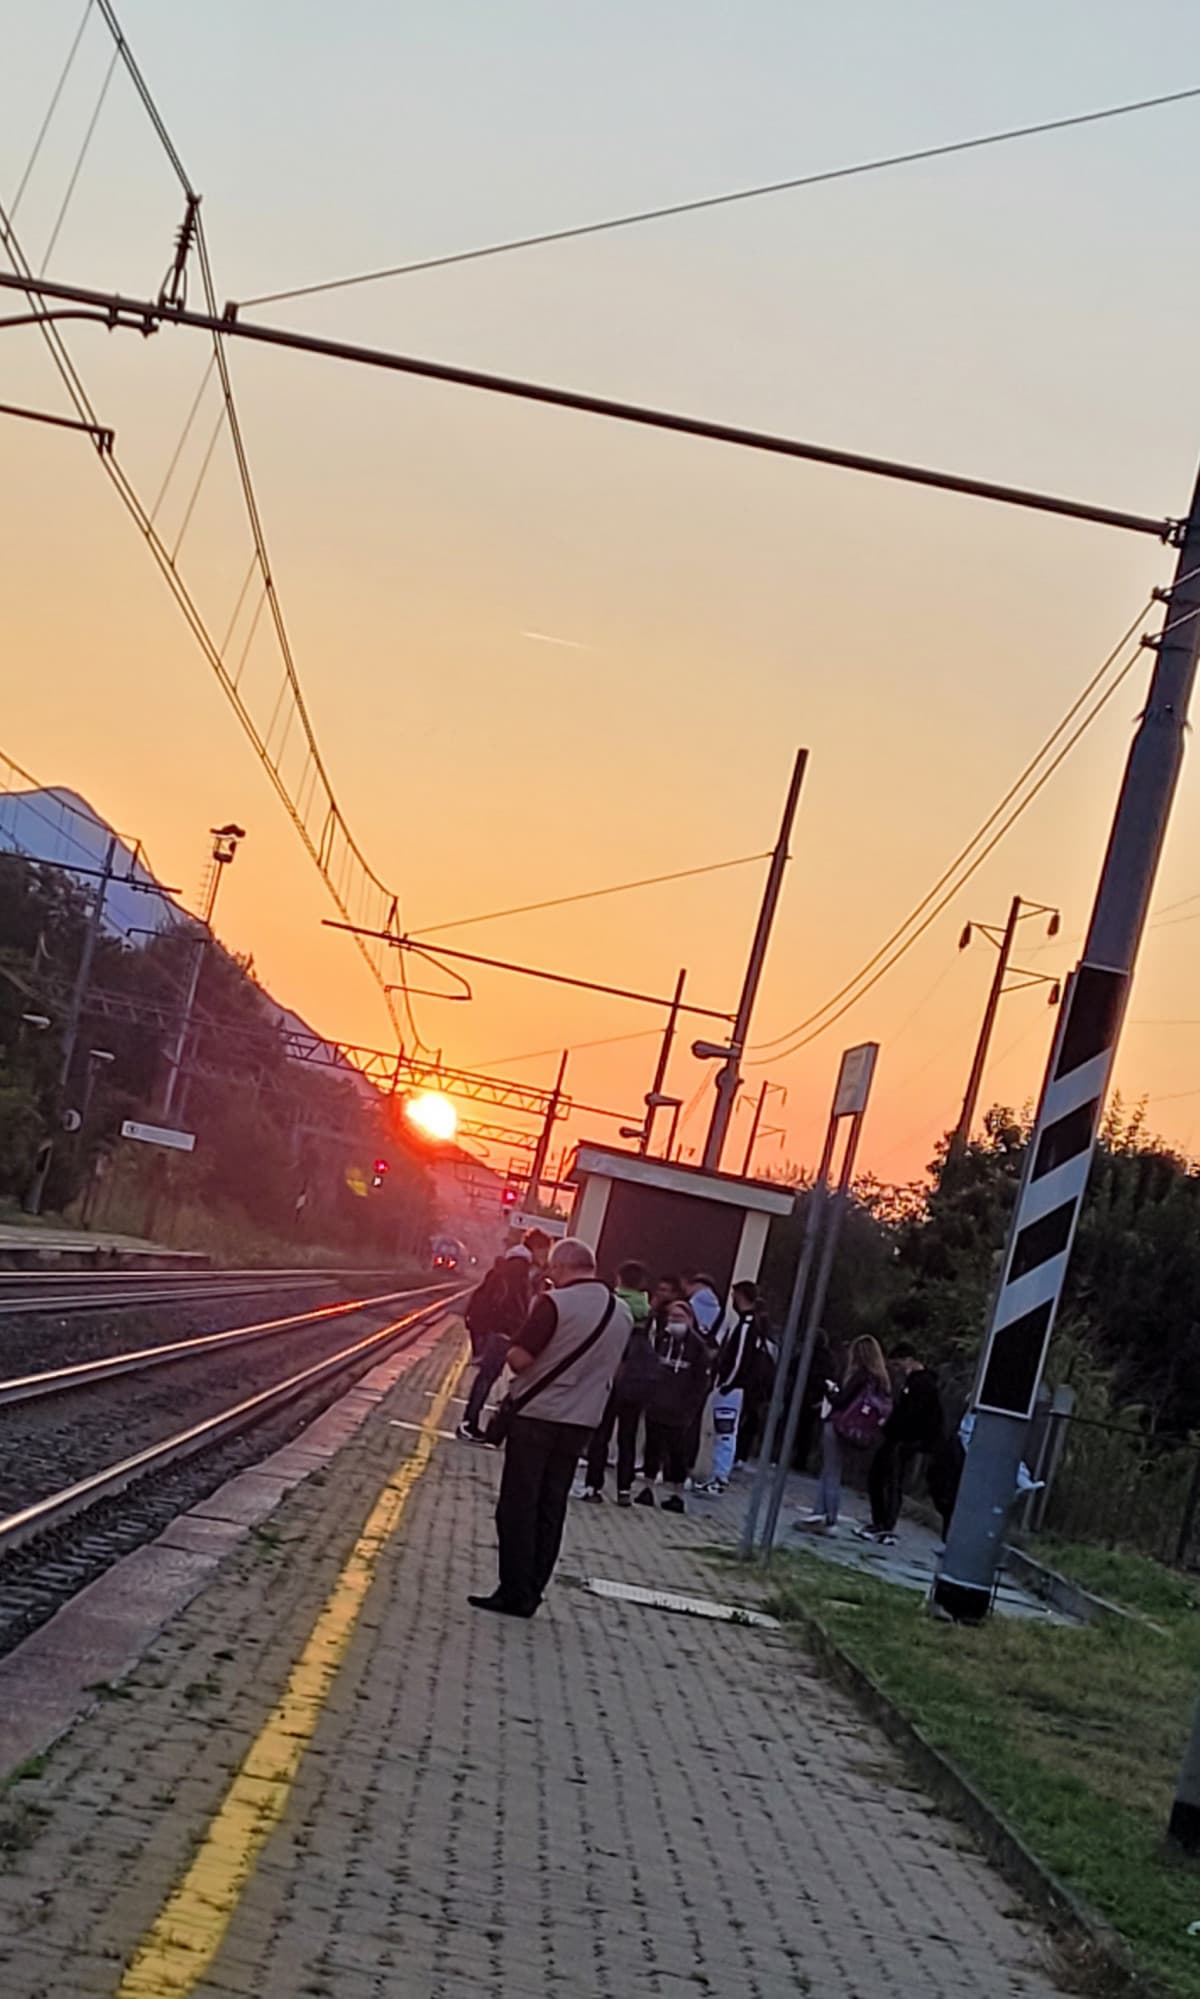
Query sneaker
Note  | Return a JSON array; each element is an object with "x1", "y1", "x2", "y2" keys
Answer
[
  {"x1": 580, "y1": 1487, "x2": 604, "y2": 1504},
  {"x1": 853, "y1": 1524, "x2": 881, "y2": 1542},
  {"x1": 661, "y1": 1495, "x2": 686, "y2": 1515},
  {"x1": 456, "y1": 1421, "x2": 486, "y2": 1444},
  {"x1": 633, "y1": 1487, "x2": 656, "y2": 1508},
  {"x1": 796, "y1": 1509, "x2": 827, "y2": 1526},
  {"x1": 617, "y1": 1491, "x2": 632, "y2": 1509},
  {"x1": 798, "y1": 1514, "x2": 834, "y2": 1534},
  {"x1": 875, "y1": 1531, "x2": 897, "y2": 1547}
]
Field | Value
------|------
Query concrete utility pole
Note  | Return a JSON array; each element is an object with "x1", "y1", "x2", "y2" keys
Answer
[
  {"x1": 935, "y1": 465, "x2": 1200, "y2": 1628},
  {"x1": 160, "y1": 822, "x2": 244, "y2": 1123},
  {"x1": 701, "y1": 748, "x2": 808, "y2": 1172},
  {"x1": 26, "y1": 835, "x2": 116, "y2": 1216}
]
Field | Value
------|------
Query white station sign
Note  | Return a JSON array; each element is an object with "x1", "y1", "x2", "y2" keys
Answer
[
  {"x1": 121, "y1": 1120, "x2": 196, "y2": 1154},
  {"x1": 832, "y1": 1042, "x2": 879, "y2": 1119}
]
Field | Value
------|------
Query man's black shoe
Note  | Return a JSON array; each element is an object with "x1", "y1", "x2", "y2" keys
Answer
[{"x1": 468, "y1": 1591, "x2": 536, "y2": 1618}]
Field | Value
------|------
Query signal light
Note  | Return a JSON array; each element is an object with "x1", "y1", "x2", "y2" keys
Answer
[
  {"x1": 501, "y1": 1185, "x2": 518, "y2": 1208},
  {"x1": 372, "y1": 1157, "x2": 390, "y2": 1189}
]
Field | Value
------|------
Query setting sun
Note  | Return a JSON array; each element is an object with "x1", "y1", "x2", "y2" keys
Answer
[{"x1": 403, "y1": 1091, "x2": 459, "y2": 1144}]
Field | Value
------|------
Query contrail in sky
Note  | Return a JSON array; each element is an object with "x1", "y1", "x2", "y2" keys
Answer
[{"x1": 520, "y1": 629, "x2": 593, "y2": 651}]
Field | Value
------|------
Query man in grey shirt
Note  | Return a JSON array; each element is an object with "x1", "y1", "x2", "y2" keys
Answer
[{"x1": 469, "y1": 1237, "x2": 632, "y2": 1620}]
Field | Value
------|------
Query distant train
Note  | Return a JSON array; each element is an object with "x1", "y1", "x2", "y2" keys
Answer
[{"x1": 431, "y1": 1235, "x2": 467, "y2": 1272}]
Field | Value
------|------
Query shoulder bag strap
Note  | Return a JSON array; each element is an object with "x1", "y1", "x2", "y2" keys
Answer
[{"x1": 510, "y1": 1294, "x2": 616, "y2": 1416}]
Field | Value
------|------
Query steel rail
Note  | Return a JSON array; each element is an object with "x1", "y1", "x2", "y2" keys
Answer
[
  {"x1": 0, "y1": 1282, "x2": 456, "y2": 1405},
  {"x1": 0, "y1": 1267, "x2": 420, "y2": 1316},
  {"x1": 0, "y1": 1291, "x2": 465, "y2": 1554}
]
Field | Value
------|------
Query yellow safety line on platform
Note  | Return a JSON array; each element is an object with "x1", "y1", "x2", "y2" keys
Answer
[{"x1": 115, "y1": 1335, "x2": 466, "y2": 1999}]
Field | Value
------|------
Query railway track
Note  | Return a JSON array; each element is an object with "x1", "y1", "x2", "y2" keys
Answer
[
  {"x1": 0, "y1": 1264, "x2": 408, "y2": 1317},
  {"x1": 0, "y1": 1282, "x2": 465, "y2": 1657}
]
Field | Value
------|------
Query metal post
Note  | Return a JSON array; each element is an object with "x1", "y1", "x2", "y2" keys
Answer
[
  {"x1": 702, "y1": 748, "x2": 808, "y2": 1171},
  {"x1": 1175, "y1": 1442, "x2": 1200, "y2": 1570},
  {"x1": 739, "y1": 1120, "x2": 837, "y2": 1558},
  {"x1": 935, "y1": 463, "x2": 1200, "y2": 1626},
  {"x1": 1031, "y1": 1383, "x2": 1075, "y2": 1532},
  {"x1": 741, "y1": 1082, "x2": 769, "y2": 1177},
  {"x1": 160, "y1": 929, "x2": 205, "y2": 1122},
  {"x1": 160, "y1": 824, "x2": 242, "y2": 1123},
  {"x1": 26, "y1": 834, "x2": 115, "y2": 1215},
  {"x1": 1170, "y1": 1704, "x2": 1200, "y2": 1852},
  {"x1": 642, "y1": 969, "x2": 685, "y2": 1154},
  {"x1": 666, "y1": 1100, "x2": 682, "y2": 1159},
  {"x1": 760, "y1": 1107, "x2": 868, "y2": 1558},
  {"x1": 526, "y1": 1050, "x2": 567, "y2": 1211},
  {"x1": 950, "y1": 895, "x2": 1022, "y2": 1157}
]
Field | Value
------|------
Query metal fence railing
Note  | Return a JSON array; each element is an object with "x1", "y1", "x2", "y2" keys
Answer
[{"x1": 1025, "y1": 1404, "x2": 1200, "y2": 1569}]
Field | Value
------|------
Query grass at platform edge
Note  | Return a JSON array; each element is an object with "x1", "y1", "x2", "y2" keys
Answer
[{"x1": 764, "y1": 1548, "x2": 1200, "y2": 1997}]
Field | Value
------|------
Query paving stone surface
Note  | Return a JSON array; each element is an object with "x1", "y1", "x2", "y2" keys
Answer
[{"x1": 0, "y1": 1324, "x2": 1070, "y2": 1997}]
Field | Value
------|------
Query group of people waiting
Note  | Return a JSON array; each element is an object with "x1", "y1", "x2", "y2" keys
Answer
[
  {"x1": 459, "y1": 1231, "x2": 774, "y2": 1514},
  {"x1": 461, "y1": 1230, "x2": 957, "y2": 1621},
  {"x1": 798, "y1": 1331, "x2": 949, "y2": 1543},
  {"x1": 581, "y1": 1260, "x2": 775, "y2": 1510}
]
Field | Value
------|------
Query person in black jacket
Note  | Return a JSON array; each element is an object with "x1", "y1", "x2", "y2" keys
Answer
[
  {"x1": 857, "y1": 1343, "x2": 944, "y2": 1544},
  {"x1": 634, "y1": 1300, "x2": 711, "y2": 1515},
  {"x1": 457, "y1": 1246, "x2": 532, "y2": 1441}
]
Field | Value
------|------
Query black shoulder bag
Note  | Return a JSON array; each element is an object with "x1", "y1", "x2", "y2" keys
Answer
[{"x1": 484, "y1": 1294, "x2": 616, "y2": 1447}]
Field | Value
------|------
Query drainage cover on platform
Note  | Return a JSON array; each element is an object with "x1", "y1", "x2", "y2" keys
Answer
[{"x1": 581, "y1": 1577, "x2": 780, "y2": 1629}]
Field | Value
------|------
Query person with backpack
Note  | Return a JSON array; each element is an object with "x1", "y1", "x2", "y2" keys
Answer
[
  {"x1": 457, "y1": 1244, "x2": 533, "y2": 1442},
  {"x1": 633, "y1": 1298, "x2": 712, "y2": 1515},
  {"x1": 798, "y1": 1334, "x2": 892, "y2": 1535},
  {"x1": 856, "y1": 1344, "x2": 944, "y2": 1544},
  {"x1": 581, "y1": 1259, "x2": 652, "y2": 1504},
  {"x1": 697, "y1": 1280, "x2": 771, "y2": 1494},
  {"x1": 468, "y1": 1237, "x2": 633, "y2": 1618}
]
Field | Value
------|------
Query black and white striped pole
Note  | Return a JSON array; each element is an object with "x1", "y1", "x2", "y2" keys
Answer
[{"x1": 933, "y1": 466, "x2": 1200, "y2": 1628}]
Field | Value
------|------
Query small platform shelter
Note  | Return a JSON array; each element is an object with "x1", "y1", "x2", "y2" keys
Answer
[{"x1": 567, "y1": 1142, "x2": 794, "y2": 1293}]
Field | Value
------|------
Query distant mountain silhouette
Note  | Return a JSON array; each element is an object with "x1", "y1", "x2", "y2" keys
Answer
[{"x1": 0, "y1": 786, "x2": 177, "y2": 942}]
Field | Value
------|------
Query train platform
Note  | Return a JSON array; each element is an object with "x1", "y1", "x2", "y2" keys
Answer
[
  {"x1": 0, "y1": 1216, "x2": 206, "y2": 1269},
  {"x1": 0, "y1": 1311, "x2": 1069, "y2": 1999}
]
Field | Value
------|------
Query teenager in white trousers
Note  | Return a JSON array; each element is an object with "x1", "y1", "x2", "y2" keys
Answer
[{"x1": 700, "y1": 1281, "x2": 766, "y2": 1494}]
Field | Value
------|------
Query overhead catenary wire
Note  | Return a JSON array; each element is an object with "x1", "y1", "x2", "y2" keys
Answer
[
  {"x1": 746, "y1": 629, "x2": 1149, "y2": 1065},
  {"x1": 13, "y1": 0, "x2": 428, "y2": 1053},
  {"x1": 747, "y1": 599, "x2": 1156, "y2": 1056},
  {"x1": 410, "y1": 849, "x2": 770, "y2": 938},
  {"x1": 10, "y1": 0, "x2": 94, "y2": 222},
  {"x1": 39, "y1": 38, "x2": 119, "y2": 273},
  {"x1": 241, "y1": 84, "x2": 1200, "y2": 308}
]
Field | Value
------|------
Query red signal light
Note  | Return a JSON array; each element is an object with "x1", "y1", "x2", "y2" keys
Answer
[
  {"x1": 371, "y1": 1157, "x2": 390, "y2": 1189},
  {"x1": 501, "y1": 1185, "x2": 518, "y2": 1208}
]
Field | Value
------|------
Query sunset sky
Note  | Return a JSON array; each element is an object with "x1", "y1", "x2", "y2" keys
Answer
[{"x1": 5, "y1": 1, "x2": 1200, "y2": 1186}]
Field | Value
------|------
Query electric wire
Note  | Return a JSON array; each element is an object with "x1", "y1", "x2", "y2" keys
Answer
[
  {"x1": 15, "y1": 1, "x2": 426, "y2": 1052},
  {"x1": 9, "y1": 0, "x2": 93, "y2": 222},
  {"x1": 747, "y1": 600, "x2": 1155, "y2": 1056},
  {"x1": 40, "y1": 40, "x2": 118, "y2": 273},
  {"x1": 149, "y1": 351, "x2": 216, "y2": 522},
  {"x1": 241, "y1": 85, "x2": 1200, "y2": 309},
  {"x1": 746, "y1": 632, "x2": 1148, "y2": 1065},
  {"x1": 411, "y1": 850, "x2": 770, "y2": 938},
  {"x1": 477, "y1": 1026, "x2": 663, "y2": 1069}
]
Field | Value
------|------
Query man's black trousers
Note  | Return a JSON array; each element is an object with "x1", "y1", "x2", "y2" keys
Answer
[{"x1": 496, "y1": 1414, "x2": 592, "y2": 1613}]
